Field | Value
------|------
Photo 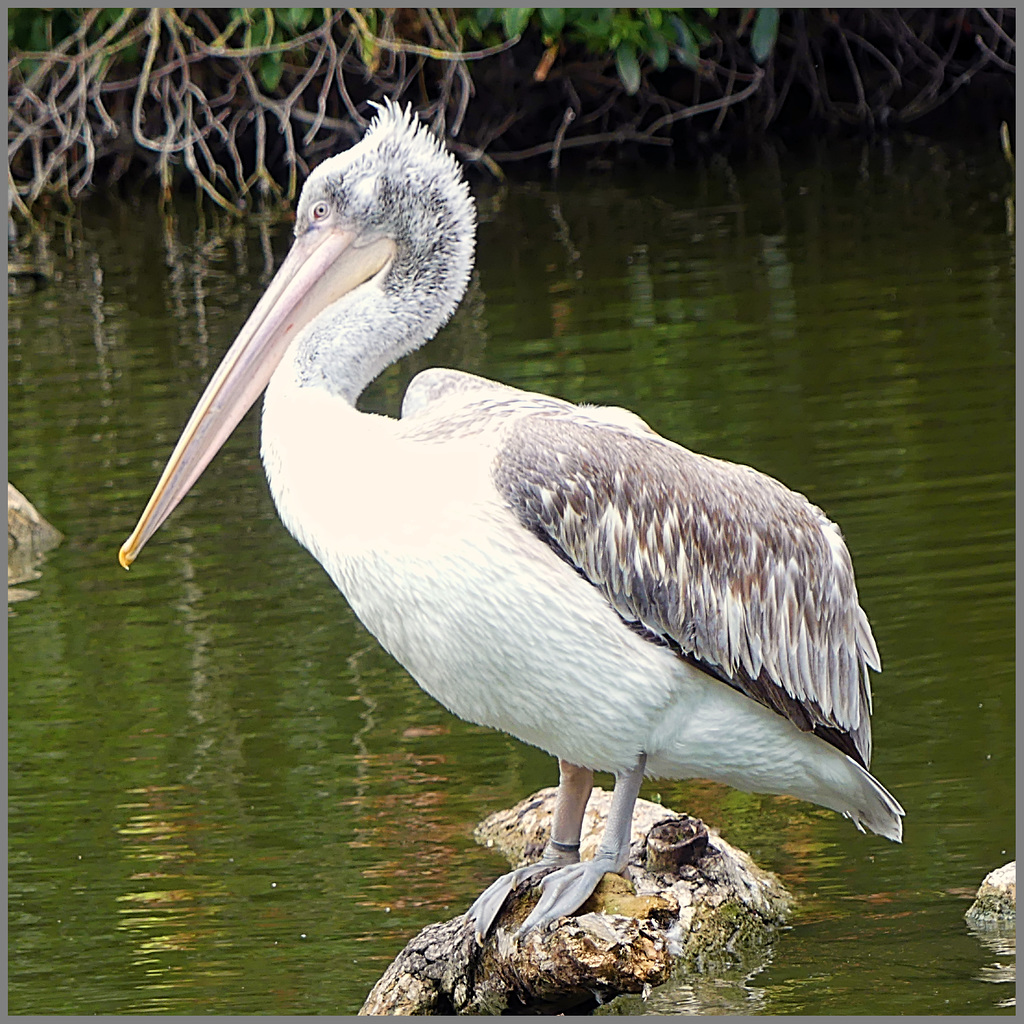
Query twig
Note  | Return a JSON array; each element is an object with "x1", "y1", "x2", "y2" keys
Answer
[
  {"x1": 835, "y1": 21, "x2": 871, "y2": 124},
  {"x1": 646, "y1": 67, "x2": 766, "y2": 135},
  {"x1": 494, "y1": 128, "x2": 672, "y2": 164},
  {"x1": 975, "y1": 7, "x2": 1016, "y2": 53},
  {"x1": 549, "y1": 106, "x2": 576, "y2": 174},
  {"x1": 346, "y1": 8, "x2": 522, "y2": 63},
  {"x1": 975, "y1": 32, "x2": 1017, "y2": 73},
  {"x1": 842, "y1": 24, "x2": 903, "y2": 98},
  {"x1": 712, "y1": 62, "x2": 738, "y2": 133},
  {"x1": 7, "y1": 7, "x2": 1016, "y2": 213}
]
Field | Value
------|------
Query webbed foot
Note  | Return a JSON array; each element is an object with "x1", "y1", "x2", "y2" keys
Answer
[
  {"x1": 516, "y1": 854, "x2": 623, "y2": 935},
  {"x1": 466, "y1": 841, "x2": 579, "y2": 942},
  {"x1": 467, "y1": 753, "x2": 646, "y2": 943},
  {"x1": 466, "y1": 862, "x2": 554, "y2": 942}
]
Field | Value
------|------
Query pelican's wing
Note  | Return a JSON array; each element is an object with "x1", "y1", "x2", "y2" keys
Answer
[
  {"x1": 401, "y1": 368, "x2": 523, "y2": 419},
  {"x1": 494, "y1": 409, "x2": 880, "y2": 768},
  {"x1": 401, "y1": 367, "x2": 578, "y2": 441}
]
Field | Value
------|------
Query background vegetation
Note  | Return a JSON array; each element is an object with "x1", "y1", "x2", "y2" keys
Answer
[{"x1": 7, "y1": 7, "x2": 1016, "y2": 214}]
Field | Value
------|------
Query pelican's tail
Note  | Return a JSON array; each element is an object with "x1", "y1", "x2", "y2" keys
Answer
[{"x1": 838, "y1": 756, "x2": 905, "y2": 842}]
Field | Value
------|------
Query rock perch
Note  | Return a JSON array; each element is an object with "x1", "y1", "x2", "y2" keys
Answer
[{"x1": 360, "y1": 788, "x2": 790, "y2": 1015}]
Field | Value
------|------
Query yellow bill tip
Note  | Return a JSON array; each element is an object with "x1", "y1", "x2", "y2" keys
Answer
[{"x1": 118, "y1": 541, "x2": 136, "y2": 570}]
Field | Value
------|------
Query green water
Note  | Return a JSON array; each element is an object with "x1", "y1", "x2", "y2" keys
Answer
[{"x1": 9, "y1": 136, "x2": 1014, "y2": 1015}]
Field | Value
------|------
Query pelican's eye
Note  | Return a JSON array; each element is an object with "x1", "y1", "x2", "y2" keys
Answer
[{"x1": 310, "y1": 200, "x2": 330, "y2": 223}]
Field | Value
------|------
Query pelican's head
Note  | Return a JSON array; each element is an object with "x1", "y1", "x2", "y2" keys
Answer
[
  {"x1": 283, "y1": 102, "x2": 476, "y2": 397},
  {"x1": 119, "y1": 102, "x2": 476, "y2": 568},
  {"x1": 292, "y1": 101, "x2": 475, "y2": 366},
  {"x1": 299, "y1": 102, "x2": 475, "y2": 318}
]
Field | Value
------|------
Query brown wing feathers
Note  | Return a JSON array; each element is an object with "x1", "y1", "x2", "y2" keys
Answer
[{"x1": 495, "y1": 411, "x2": 878, "y2": 769}]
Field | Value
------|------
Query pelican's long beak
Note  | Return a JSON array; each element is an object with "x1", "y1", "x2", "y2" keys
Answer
[{"x1": 119, "y1": 226, "x2": 396, "y2": 569}]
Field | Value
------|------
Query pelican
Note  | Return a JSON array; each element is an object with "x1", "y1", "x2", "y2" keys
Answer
[{"x1": 120, "y1": 102, "x2": 904, "y2": 940}]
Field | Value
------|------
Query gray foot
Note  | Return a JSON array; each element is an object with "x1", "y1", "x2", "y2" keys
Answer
[
  {"x1": 466, "y1": 861, "x2": 558, "y2": 942},
  {"x1": 517, "y1": 855, "x2": 621, "y2": 936},
  {"x1": 468, "y1": 755, "x2": 646, "y2": 942},
  {"x1": 467, "y1": 840, "x2": 582, "y2": 942}
]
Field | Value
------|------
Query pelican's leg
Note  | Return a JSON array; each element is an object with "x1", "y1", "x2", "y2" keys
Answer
[
  {"x1": 467, "y1": 759, "x2": 594, "y2": 942},
  {"x1": 516, "y1": 751, "x2": 647, "y2": 937}
]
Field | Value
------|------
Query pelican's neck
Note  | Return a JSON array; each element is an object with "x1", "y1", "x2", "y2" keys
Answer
[
  {"x1": 258, "y1": 270, "x2": 443, "y2": 567},
  {"x1": 283, "y1": 282, "x2": 420, "y2": 406},
  {"x1": 262, "y1": 339, "x2": 402, "y2": 479},
  {"x1": 260, "y1": 358, "x2": 401, "y2": 562}
]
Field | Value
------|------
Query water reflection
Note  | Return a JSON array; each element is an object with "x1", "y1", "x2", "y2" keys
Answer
[
  {"x1": 968, "y1": 922, "x2": 1016, "y2": 1009},
  {"x1": 598, "y1": 947, "x2": 775, "y2": 1015},
  {"x1": 8, "y1": 135, "x2": 1014, "y2": 1015}
]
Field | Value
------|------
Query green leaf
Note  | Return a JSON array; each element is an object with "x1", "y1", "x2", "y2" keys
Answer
[
  {"x1": 751, "y1": 7, "x2": 779, "y2": 64},
  {"x1": 250, "y1": 9, "x2": 272, "y2": 48},
  {"x1": 258, "y1": 51, "x2": 283, "y2": 91},
  {"x1": 539, "y1": 7, "x2": 564, "y2": 38},
  {"x1": 10, "y1": 9, "x2": 55, "y2": 53},
  {"x1": 608, "y1": 8, "x2": 638, "y2": 49},
  {"x1": 37, "y1": 19, "x2": 55, "y2": 50},
  {"x1": 668, "y1": 14, "x2": 700, "y2": 69},
  {"x1": 279, "y1": 8, "x2": 313, "y2": 34},
  {"x1": 646, "y1": 27, "x2": 669, "y2": 72},
  {"x1": 473, "y1": 9, "x2": 496, "y2": 31},
  {"x1": 565, "y1": 7, "x2": 613, "y2": 51},
  {"x1": 615, "y1": 41, "x2": 641, "y2": 95},
  {"x1": 690, "y1": 19, "x2": 713, "y2": 46},
  {"x1": 93, "y1": 8, "x2": 124, "y2": 36},
  {"x1": 502, "y1": 7, "x2": 533, "y2": 38}
]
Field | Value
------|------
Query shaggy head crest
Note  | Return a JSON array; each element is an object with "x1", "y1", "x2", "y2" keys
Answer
[{"x1": 297, "y1": 100, "x2": 472, "y2": 233}]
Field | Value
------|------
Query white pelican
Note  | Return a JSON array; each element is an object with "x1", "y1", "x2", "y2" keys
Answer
[{"x1": 120, "y1": 102, "x2": 904, "y2": 940}]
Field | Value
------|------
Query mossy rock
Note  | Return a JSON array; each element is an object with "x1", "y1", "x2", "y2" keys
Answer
[{"x1": 966, "y1": 862, "x2": 1016, "y2": 926}]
